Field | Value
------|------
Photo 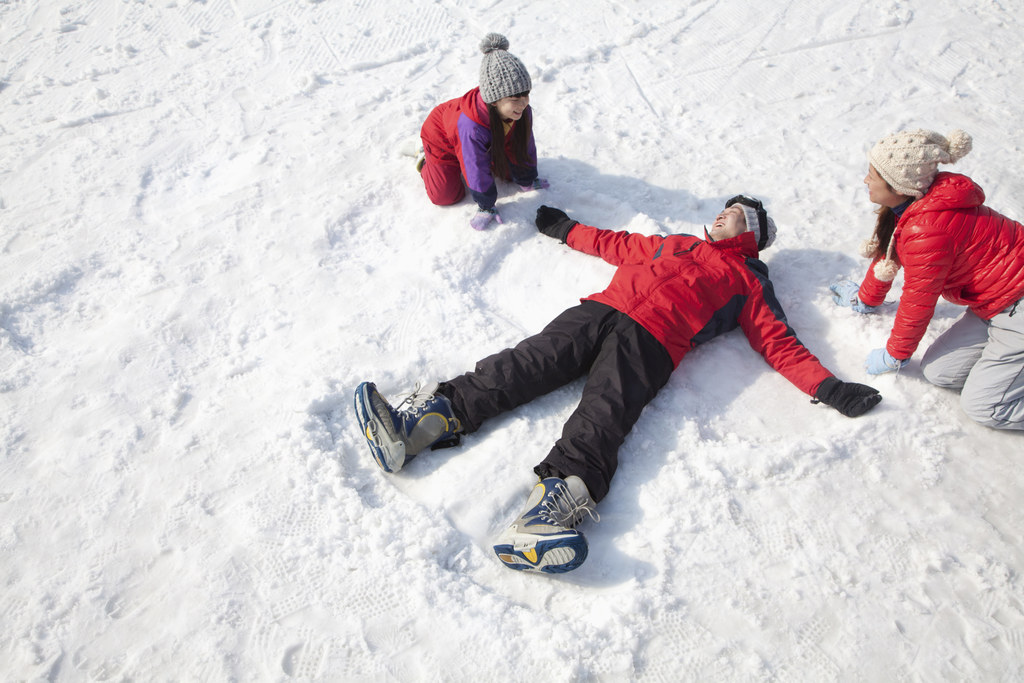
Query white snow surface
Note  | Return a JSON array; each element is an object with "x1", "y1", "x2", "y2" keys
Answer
[{"x1": 2, "y1": 0, "x2": 1024, "y2": 680}]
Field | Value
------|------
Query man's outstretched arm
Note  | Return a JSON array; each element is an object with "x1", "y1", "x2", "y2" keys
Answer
[{"x1": 534, "y1": 205, "x2": 668, "y2": 265}]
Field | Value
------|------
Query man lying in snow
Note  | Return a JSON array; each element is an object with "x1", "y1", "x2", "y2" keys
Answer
[{"x1": 354, "y1": 197, "x2": 882, "y2": 574}]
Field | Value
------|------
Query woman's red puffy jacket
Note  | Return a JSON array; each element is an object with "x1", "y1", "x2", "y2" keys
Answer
[{"x1": 859, "y1": 172, "x2": 1024, "y2": 359}]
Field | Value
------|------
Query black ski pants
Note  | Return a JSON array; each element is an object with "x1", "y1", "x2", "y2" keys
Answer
[{"x1": 439, "y1": 300, "x2": 675, "y2": 502}]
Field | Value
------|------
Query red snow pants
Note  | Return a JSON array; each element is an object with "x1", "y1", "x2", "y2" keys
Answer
[{"x1": 420, "y1": 141, "x2": 466, "y2": 206}]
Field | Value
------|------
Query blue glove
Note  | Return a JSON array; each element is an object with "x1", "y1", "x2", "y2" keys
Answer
[
  {"x1": 865, "y1": 348, "x2": 908, "y2": 375},
  {"x1": 470, "y1": 207, "x2": 503, "y2": 231},
  {"x1": 518, "y1": 178, "x2": 550, "y2": 192},
  {"x1": 830, "y1": 279, "x2": 877, "y2": 314}
]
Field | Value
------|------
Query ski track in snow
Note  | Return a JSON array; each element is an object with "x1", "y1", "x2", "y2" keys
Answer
[{"x1": 1, "y1": 0, "x2": 1024, "y2": 680}]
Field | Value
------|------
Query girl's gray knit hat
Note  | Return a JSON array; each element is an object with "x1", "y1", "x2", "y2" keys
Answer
[{"x1": 478, "y1": 33, "x2": 531, "y2": 104}]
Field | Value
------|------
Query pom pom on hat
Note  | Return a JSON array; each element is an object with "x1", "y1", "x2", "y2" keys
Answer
[
  {"x1": 868, "y1": 128, "x2": 973, "y2": 199},
  {"x1": 946, "y1": 129, "x2": 973, "y2": 163},
  {"x1": 860, "y1": 236, "x2": 899, "y2": 281},
  {"x1": 480, "y1": 33, "x2": 509, "y2": 53},
  {"x1": 873, "y1": 256, "x2": 901, "y2": 282},
  {"x1": 478, "y1": 33, "x2": 532, "y2": 104},
  {"x1": 869, "y1": 230, "x2": 901, "y2": 283},
  {"x1": 859, "y1": 237, "x2": 879, "y2": 259}
]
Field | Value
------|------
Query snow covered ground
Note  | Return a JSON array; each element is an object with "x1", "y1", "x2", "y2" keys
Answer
[{"x1": 2, "y1": 0, "x2": 1024, "y2": 679}]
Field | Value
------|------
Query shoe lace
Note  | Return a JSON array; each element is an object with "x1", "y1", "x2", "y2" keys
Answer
[
  {"x1": 395, "y1": 382, "x2": 434, "y2": 416},
  {"x1": 394, "y1": 382, "x2": 462, "y2": 449},
  {"x1": 541, "y1": 481, "x2": 600, "y2": 528}
]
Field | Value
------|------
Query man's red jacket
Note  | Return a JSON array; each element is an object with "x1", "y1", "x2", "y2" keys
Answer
[{"x1": 567, "y1": 223, "x2": 834, "y2": 397}]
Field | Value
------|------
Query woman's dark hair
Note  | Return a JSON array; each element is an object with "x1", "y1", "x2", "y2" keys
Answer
[
  {"x1": 487, "y1": 101, "x2": 533, "y2": 181},
  {"x1": 870, "y1": 205, "x2": 899, "y2": 263},
  {"x1": 867, "y1": 170, "x2": 910, "y2": 263}
]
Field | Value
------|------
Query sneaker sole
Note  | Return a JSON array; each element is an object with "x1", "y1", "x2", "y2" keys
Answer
[
  {"x1": 353, "y1": 382, "x2": 405, "y2": 473},
  {"x1": 493, "y1": 533, "x2": 588, "y2": 574}
]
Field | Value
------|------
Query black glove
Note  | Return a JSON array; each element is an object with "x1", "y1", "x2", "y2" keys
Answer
[
  {"x1": 813, "y1": 377, "x2": 882, "y2": 417},
  {"x1": 535, "y1": 205, "x2": 578, "y2": 243}
]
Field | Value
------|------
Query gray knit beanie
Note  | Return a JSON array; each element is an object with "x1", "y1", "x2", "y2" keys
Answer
[
  {"x1": 478, "y1": 33, "x2": 531, "y2": 104},
  {"x1": 736, "y1": 203, "x2": 777, "y2": 250},
  {"x1": 868, "y1": 128, "x2": 973, "y2": 199},
  {"x1": 725, "y1": 196, "x2": 777, "y2": 250}
]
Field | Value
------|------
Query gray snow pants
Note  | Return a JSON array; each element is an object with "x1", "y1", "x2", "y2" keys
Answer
[{"x1": 920, "y1": 297, "x2": 1024, "y2": 430}]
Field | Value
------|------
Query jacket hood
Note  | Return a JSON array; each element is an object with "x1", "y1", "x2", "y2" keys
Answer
[
  {"x1": 871, "y1": 172, "x2": 988, "y2": 284},
  {"x1": 906, "y1": 172, "x2": 986, "y2": 218},
  {"x1": 459, "y1": 87, "x2": 490, "y2": 128}
]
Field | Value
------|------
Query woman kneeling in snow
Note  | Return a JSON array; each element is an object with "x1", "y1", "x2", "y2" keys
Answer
[{"x1": 830, "y1": 128, "x2": 1024, "y2": 431}]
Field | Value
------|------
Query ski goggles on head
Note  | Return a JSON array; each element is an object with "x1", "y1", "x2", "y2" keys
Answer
[{"x1": 725, "y1": 195, "x2": 769, "y2": 250}]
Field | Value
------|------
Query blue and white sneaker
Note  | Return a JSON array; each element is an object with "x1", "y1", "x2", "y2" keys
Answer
[
  {"x1": 493, "y1": 476, "x2": 599, "y2": 574},
  {"x1": 353, "y1": 381, "x2": 461, "y2": 473}
]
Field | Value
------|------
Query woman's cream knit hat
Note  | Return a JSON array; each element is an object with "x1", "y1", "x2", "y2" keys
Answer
[{"x1": 868, "y1": 128, "x2": 973, "y2": 199}]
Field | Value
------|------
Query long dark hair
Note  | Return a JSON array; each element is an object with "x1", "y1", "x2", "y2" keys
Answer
[
  {"x1": 869, "y1": 206, "x2": 899, "y2": 263},
  {"x1": 866, "y1": 169, "x2": 911, "y2": 264},
  {"x1": 487, "y1": 104, "x2": 532, "y2": 181}
]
